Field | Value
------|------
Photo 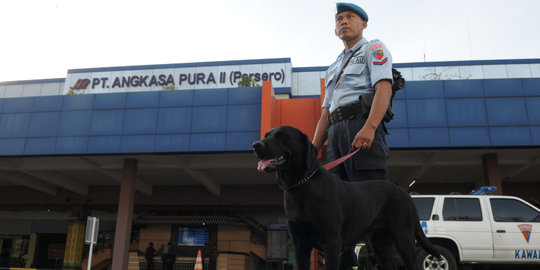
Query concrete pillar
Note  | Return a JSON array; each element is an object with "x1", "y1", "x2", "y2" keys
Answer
[
  {"x1": 26, "y1": 233, "x2": 37, "y2": 268},
  {"x1": 111, "y1": 158, "x2": 138, "y2": 270},
  {"x1": 482, "y1": 153, "x2": 503, "y2": 195},
  {"x1": 310, "y1": 249, "x2": 319, "y2": 270}
]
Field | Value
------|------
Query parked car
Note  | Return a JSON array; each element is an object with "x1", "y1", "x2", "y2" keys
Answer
[{"x1": 411, "y1": 188, "x2": 540, "y2": 270}]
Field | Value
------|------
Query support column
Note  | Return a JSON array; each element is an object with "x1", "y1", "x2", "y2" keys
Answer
[
  {"x1": 482, "y1": 153, "x2": 503, "y2": 195},
  {"x1": 26, "y1": 233, "x2": 37, "y2": 268},
  {"x1": 260, "y1": 81, "x2": 275, "y2": 140},
  {"x1": 111, "y1": 158, "x2": 138, "y2": 270},
  {"x1": 310, "y1": 249, "x2": 319, "y2": 270}
]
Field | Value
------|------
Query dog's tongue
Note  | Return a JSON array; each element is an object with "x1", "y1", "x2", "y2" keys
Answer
[{"x1": 257, "y1": 158, "x2": 276, "y2": 172}]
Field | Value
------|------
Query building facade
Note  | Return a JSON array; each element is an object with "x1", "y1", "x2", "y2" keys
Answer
[{"x1": 0, "y1": 58, "x2": 539, "y2": 269}]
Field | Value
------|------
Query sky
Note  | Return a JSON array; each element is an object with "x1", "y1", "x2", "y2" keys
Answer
[{"x1": 1, "y1": 0, "x2": 540, "y2": 82}]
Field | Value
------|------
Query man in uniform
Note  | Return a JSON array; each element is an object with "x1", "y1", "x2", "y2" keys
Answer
[
  {"x1": 313, "y1": 2, "x2": 393, "y2": 182},
  {"x1": 312, "y1": 3, "x2": 394, "y2": 268}
]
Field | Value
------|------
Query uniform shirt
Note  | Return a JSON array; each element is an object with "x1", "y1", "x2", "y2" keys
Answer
[{"x1": 323, "y1": 37, "x2": 393, "y2": 113}]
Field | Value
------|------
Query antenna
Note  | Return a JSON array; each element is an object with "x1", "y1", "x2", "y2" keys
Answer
[
  {"x1": 423, "y1": 37, "x2": 426, "y2": 62},
  {"x1": 466, "y1": 15, "x2": 472, "y2": 60}
]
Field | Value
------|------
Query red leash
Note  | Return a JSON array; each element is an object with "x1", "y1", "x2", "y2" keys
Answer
[{"x1": 323, "y1": 148, "x2": 360, "y2": 170}]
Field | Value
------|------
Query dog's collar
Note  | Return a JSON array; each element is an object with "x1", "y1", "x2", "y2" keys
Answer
[{"x1": 279, "y1": 168, "x2": 319, "y2": 191}]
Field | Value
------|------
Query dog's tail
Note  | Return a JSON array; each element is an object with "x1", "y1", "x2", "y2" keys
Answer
[{"x1": 415, "y1": 221, "x2": 442, "y2": 259}]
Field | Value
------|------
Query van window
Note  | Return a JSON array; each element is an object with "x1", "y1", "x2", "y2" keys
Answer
[
  {"x1": 413, "y1": 197, "x2": 435, "y2": 220},
  {"x1": 443, "y1": 198, "x2": 482, "y2": 221},
  {"x1": 490, "y1": 198, "x2": 540, "y2": 222}
]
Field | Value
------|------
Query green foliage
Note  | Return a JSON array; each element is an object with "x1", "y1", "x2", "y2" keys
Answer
[
  {"x1": 162, "y1": 84, "x2": 176, "y2": 90},
  {"x1": 237, "y1": 75, "x2": 260, "y2": 87},
  {"x1": 66, "y1": 88, "x2": 84, "y2": 95}
]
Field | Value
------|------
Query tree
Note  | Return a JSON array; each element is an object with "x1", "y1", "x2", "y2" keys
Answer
[
  {"x1": 237, "y1": 75, "x2": 260, "y2": 87},
  {"x1": 162, "y1": 83, "x2": 176, "y2": 90}
]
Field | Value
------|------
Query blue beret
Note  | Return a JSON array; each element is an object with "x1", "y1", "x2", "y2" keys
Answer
[{"x1": 336, "y1": 2, "x2": 368, "y2": 22}]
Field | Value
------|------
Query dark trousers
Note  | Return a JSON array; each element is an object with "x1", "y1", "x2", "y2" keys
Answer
[
  {"x1": 162, "y1": 260, "x2": 174, "y2": 270},
  {"x1": 146, "y1": 258, "x2": 153, "y2": 270},
  {"x1": 209, "y1": 259, "x2": 217, "y2": 270},
  {"x1": 327, "y1": 113, "x2": 389, "y2": 181}
]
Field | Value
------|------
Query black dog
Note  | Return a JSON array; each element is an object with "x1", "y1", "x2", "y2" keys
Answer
[{"x1": 253, "y1": 126, "x2": 440, "y2": 270}]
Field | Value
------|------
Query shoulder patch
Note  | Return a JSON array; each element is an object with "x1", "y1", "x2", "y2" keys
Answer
[
  {"x1": 373, "y1": 50, "x2": 388, "y2": 65},
  {"x1": 370, "y1": 44, "x2": 383, "y2": 50},
  {"x1": 373, "y1": 49, "x2": 384, "y2": 60},
  {"x1": 373, "y1": 58, "x2": 388, "y2": 65}
]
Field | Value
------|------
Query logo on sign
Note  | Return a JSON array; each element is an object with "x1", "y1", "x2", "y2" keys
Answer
[
  {"x1": 70, "y1": 79, "x2": 90, "y2": 90},
  {"x1": 518, "y1": 224, "x2": 532, "y2": 243}
]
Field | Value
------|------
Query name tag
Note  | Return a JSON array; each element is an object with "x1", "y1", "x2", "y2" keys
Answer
[{"x1": 350, "y1": 56, "x2": 365, "y2": 64}]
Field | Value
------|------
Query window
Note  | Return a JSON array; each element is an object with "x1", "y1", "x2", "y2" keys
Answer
[
  {"x1": 177, "y1": 228, "x2": 208, "y2": 246},
  {"x1": 0, "y1": 235, "x2": 30, "y2": 268},
  {"x1": 490, "y1": 199, "x2": 540, "y2": 222},
  {"x1": 413, "y1": 197, "x2": 435, "y2": 220},
  {"x1": 443, "y1": 198, "x2": 482, "y2": 221}
]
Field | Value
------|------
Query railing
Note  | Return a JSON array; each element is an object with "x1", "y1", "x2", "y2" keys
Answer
[{"x1": 139, "y1": 261, "x2": 208, "y2": 270}]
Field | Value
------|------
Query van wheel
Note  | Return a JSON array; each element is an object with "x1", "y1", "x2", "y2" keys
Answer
[{"x1": 416, "y1": 246, "x2": 457, "y2": 270}]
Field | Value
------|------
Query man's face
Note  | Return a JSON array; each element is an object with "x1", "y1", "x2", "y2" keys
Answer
[{"x1": 335, "y1": 10, "x2": 367, "y2": 42}]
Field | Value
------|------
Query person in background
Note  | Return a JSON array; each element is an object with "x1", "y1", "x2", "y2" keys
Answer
[
  {"x1": 157, "y1": 244, "x2": 165, "y2": 257},
  {"x1": 161, "y1": 242, "x2": 176, "y2": 270},
  {"x1": 208, "y1": 243, "x2": 219, "y2": 270},
  {"x1": 145, "y1": 242, "x2": 156, "y2": 270}
]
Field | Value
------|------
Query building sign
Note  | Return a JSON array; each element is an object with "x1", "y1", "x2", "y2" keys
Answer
[
  {"x1": 177, "y1": 227, "x2": 209, "y2": 246},
  {"x1": 63, "y1": 59, "x2": 292, "y2": 94},
  {"x1": 267, "y1": 224, "x2": 288, "y2": 260}
]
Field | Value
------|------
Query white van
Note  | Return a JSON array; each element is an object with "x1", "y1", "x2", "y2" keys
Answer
[{"x1": 411, "y1": 192, "x2": 540, "y2": 269}]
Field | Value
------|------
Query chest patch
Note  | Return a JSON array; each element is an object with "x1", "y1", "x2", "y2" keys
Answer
[{"x1": 350, "y1": 56, "x2": 365, "y2": 64}]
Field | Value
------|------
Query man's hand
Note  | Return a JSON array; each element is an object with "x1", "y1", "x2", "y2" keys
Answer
[{"x1": 352, "y1": 125, "x2": 376, "y2": 151}]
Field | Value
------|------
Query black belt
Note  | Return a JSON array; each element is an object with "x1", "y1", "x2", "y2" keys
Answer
[{"x1": 328, "y1": 102, "x2": 363, "y2": 125}]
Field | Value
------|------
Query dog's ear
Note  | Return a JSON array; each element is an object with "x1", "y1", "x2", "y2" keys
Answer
[{"x1": 301, "y1": 132, "x2": 318, "y2": 169}]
